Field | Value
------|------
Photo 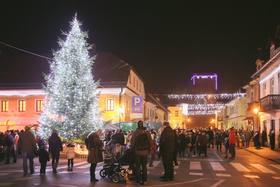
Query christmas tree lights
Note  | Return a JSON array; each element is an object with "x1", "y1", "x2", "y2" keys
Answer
[{"x1": 38, "y1": 14, "x2": 102, "y2": 140}]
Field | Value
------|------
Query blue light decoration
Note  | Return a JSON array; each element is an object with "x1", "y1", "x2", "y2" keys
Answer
[{"x1": 191, "y1": 73, "x2": 218, "y2": 90}]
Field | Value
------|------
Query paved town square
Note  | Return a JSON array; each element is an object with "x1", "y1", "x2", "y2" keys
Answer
[{"x1": 1, "y1": 145, "x2": 280, "y2": 187}]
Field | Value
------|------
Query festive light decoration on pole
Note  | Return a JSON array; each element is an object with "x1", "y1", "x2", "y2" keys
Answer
[
  {"x1": 39, "y1": 14, "x2": 102, "y2": 140},
  {"x1": 191, "y1": 73, "x2": 218, "y2": 90},
  {"x1": 168, "y1": 93, "x2": 246, "y2": 100}
]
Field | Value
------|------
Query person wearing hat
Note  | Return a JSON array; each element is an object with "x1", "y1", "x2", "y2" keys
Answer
[
  {"x1": 86, "y1": 129, "x2": 103, "y2": 182},
  {"x1": 18, "y1": 126, "x2": 37, "y2": 175}
]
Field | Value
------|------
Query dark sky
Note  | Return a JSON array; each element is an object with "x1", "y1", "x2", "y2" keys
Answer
[{"x1": 1, "y1": 0, "x2": 280, "y2": 94}]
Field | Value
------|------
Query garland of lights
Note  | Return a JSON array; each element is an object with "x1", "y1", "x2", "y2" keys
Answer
[{"x1": 168, "y1": 93, "x2": 246, "y2": 100}]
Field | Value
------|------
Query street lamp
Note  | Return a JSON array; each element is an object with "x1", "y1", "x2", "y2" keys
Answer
[{"x1": 253, "y1": 107, "x2": 259, "y2": 132}]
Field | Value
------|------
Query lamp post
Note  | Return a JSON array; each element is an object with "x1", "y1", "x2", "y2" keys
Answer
[{"x1": 253, "y1": 108, "x2": 259, "y2": 132}]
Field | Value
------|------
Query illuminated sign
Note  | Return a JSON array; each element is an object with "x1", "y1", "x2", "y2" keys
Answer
[{"x1": 191, "y1": 73, "x2": 218, "y2": 90}]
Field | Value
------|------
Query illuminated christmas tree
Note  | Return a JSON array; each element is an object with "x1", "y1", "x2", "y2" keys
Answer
[{"x1": 39, "y1": 14, "x2": 102, "y2": 140}]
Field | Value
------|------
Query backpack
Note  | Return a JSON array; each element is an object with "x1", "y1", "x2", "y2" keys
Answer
[{"x1": 135, "y1": 131, "x2": 150, "y2": 150}]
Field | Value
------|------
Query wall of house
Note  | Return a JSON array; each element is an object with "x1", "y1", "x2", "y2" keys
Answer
[
  {"x1": 0, "y1": 90, "x2": 45, "y2": 132},
  {"x1": 126, "y1": 70, "x2": 145, "y2": 99},
  {"x1": 144, "y1": 102, "x2": 157, "y2": 123},
  {"x1": 225, "y1": 97, "x2": 246, "y2": 130}
]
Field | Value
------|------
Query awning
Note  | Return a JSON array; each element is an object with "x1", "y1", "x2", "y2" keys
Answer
[
  {"x1": 242, "y1": 116, "x2": 253, "y2": 121},
  {"x1": 105, "y1": 124, "x2": 120, "y2": 131}
]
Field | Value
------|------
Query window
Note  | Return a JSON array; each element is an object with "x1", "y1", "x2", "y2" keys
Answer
[
  {"x1": 106, "y1": 99, "x2": 114, "y2": 111},
  {"x1": 136, "y1": 79, "x2": 138, "y2": 90},
  {"x1": 18, "y1": 100, "x2": 26, "y2": 112},
  {"x1": 175, "y1": 110, "x2": 179, "y2": 117},
  {"x1": 270, "y1": 78, "x2": 274, "y2": 94},
  {"x1": 36, "y1": 100, "x2": 43, "y2": 112},
  {"x1": 129, "y1": 75, "x2": 131, "y2": 84},
  {"x1": 250, "y1": 91, "x2": 254, "y2": 101},
  {"x1": 133, "y1": 77, "x2": 135, "y2": 87},
  {"x1": 139, "y1": 83, "x2": 141, "y2": 93},
  {"x1": 271, "y1": 120, "x2": 275, "y2": 130},
  {"x1": 263, "y1": 83, "x2": 267, "y2": 96},
  {"x1": 1, "y1": 100, "x2": 8, "y2": 112}
]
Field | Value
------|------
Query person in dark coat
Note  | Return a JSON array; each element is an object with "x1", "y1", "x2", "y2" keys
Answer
[
  {"x1": 38, "y1": 143, "x2": 49, "y2": 175},
  {"x1": 4, "y1": 131, "x2": 15, "y2": 164},
  {"x1": 198, "y1": 131, "x2": 208, "y2": 157},
  {"x1": 159, "y1": 122, "x2": 175, "y2": 182},
  {"x1": 130, "y1": 121, "x2": 152, "y2": 185},
  {"x1": 172, "y1": 130, "x2": 179, "y2": 165},
  {"x1": 86, "y1": 129, "x2": 103, "y2": 182},
  {"x1": 178, "y1": 130, "x2": 186, "y2": 157},
  {"x1": 261, "y1": 129, "x2": 267, "y2": 147},
  {"x1": 244, "y1": 128, "x2": 251, "y2": 148},
  {"x1": 48, "y1": 129, "x2": 63, "y2": 174},
  {"x1": 269, "y1": 129, "x2": 275, "y2": 150},
  {"x1": 253, "y1": 129, "x2": 261, "y2": 148},
  {"x1": 18, "y1": 126, "x2": 37, "y2": 175}
]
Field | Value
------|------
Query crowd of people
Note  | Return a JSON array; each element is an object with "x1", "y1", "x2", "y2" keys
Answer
[{"x1": 0, "y1": 124, "x2": 280, "y2": 185}]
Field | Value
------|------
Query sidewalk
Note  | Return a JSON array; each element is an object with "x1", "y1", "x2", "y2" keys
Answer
[{"x1": 239, "y1": 142, "x2": 280, "y2": 164}]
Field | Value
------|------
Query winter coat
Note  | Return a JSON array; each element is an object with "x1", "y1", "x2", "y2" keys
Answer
[
  {"x1": 38, "y1": 146, "x2": 49, "y2": 163},
  {"x1": 215, "y1": 133, "x2": 223, "y2": 143},
  {"x1": 178, "y1": 133, "x2": 186, "y2": 145},
  {"x1": 269, "y1": 132, "x2": 275, "y2": 146},
  {"x1": 130, "y1": 127, "x2": 152, "y2": 156},
  {"x1": 229, "y1": 129, "x2": 236, "y2": 145},
  {"x1": 112, "y1": 132, "x2": 124, "y2": 145},
  {"x1": 86, "y1": 132, "x2": 103, "y2": 164},
  {"x1": 18, "y1": 130, "x2": 36, "y2": 153},
  {"x1": 244, "y1": 130, "x2": 251, "y2": 141},
  {"x1": 198, "y1": 134, "x2": 208, "y2": 146},
  {"x1": 66, "y1": 144, "x2": 75, "y2": 159},
  {"x1": 4, "y1": 133, "x2": 13, "y2": 147},
  {"x1": 159, "y1": 126, "x2": 175, "y2": 155},
  {"x1": 48, "y1": 132, "x2": 63, "y2": 154}
]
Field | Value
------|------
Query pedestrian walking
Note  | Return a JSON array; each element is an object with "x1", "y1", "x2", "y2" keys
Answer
[
  {"x1": 178, "y1": 130, "x2": 186, "y2": 157},
  {"x1": 86, "y1": 129, "x2": 103, "y2": 183},
  {"x1": 244, "y1": 128, "x2": 251, "y2": 148},
  {"x1": 66, "y1": 141, "x2": 75, "y2": 171},
  {"x1": 48, "y1": 129, "x2": 63, "y2": 174},
  {"x1": 173, "y1": 130, "x2": 179, "y2": 166},
  {"x1": 159, "y1": 122, "x2": 175, "y2": 182},
  {"x1": 261, "y1": 129, "x2": 267, "y2": 147},
  {"x1": 4, "y1": 131, "x2": 15, "y2": 164},
  {"x1": 131, "y1": 121, "x2": 152, "y2": 185},
  {"x1": 269, "y1": 129, "x2": 275, "y2": 150},
  {"x1": 215, "y1": 130, "x2": 223, "y2": 152},
  {"x1": 38, "y1": 142, "x2": 49, "y2": 175},
  {"x1": 229, "y1": 127, "x2": 236, "y2": 160},
  {"x1": 149, "y1": 133, "x2": 157, "y2": 167},
  {"x1": 18, "y1": 126, "x2": 37, "y2": 175},
  {"x1": 224, "y1": 137, "x2": 229, "y2": 158},
  {"x1": 253, "y1": 129, "x2": 261, "y2": 148},
  {"x1": 198, "y1": 131, "x2": 208, "y2": 157}
]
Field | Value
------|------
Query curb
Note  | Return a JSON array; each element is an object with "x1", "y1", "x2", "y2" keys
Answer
[{"x1": 240, "y1": 147, "x2": 280, "y2": 164}]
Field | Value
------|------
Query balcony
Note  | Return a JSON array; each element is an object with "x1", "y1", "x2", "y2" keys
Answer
[{"x1": 260, "y1": 95, "x2": 280, "y2": 112}]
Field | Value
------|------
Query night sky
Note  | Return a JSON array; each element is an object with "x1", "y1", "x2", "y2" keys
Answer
[{"x1": 1, "y1": 0, "x2": 280, "y2": 94}]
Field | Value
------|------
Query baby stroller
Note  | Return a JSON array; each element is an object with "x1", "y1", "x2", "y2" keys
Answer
[{"x1": 100, "y1": 142, "x2": 134, "y2": 183}]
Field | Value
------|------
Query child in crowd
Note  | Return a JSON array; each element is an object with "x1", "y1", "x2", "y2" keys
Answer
[
  {"x1": 149, "y1": 134, "x2": 157, "y2": 167},
  {"x1": 38, "y1": 141, "x2": 49, "y2": 175},
  {"x1": 66, "y1": 141, "x2": 75, "y2": 171},
  {"x1": 224, "y1": 137, "x2": 230, "y2": 159}
]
